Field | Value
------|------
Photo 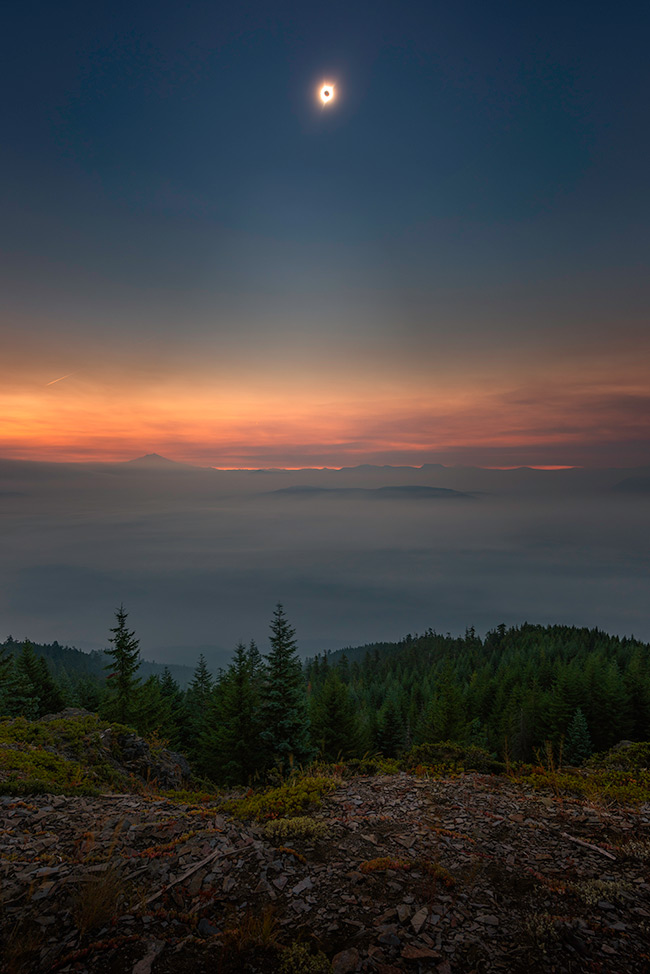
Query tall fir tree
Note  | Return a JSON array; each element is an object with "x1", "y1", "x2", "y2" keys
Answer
[
  {"x1": 376, "y1": 697, "x2": 406, "y2": 757},
  {"x1": 564, "y1": 707, "x2": 592, "y2": 765},
  {"x1": 415, "y1": 664, "x2": 466, "y2": 745},
  {"x1": 310, "y1": 670, "x2": 360, "y2": 760},
  {"x1": 187, "y1": 653, "x2": 213, "y2": 704},
  {"x1": 262, "y1": 604, "x2": 312, "y2": 773},
  {"x1": 0, "y1": 643, "x2": 12, "y2": 709},
  {"x1": 203, "y1": 643, "x2": 265, "y2": 784},
  {"x1": 14, "y1": 641, "x2": 44, "y2": 715},
  {"x1": 624, "y1": 651, "x2": 650, "y2": 740},
  {"x1": 157, "y1": 667, "x2": 187, "y2": 748},
  {"x1": 4, "y1": 659, "x2": 39, "y2": 718},
  {"x1": 102, "y1": 606, "x2": 141, "y2": 725},
  {"x1": 184, "y1": 653, "x2": 214, "y2": 760},
  {"x1": 75, "y1": 675, "x2": 103, "y2": 712},
  {"x1": 131, "y1": 675, "x2": 169, "y2": 736},
  {"x1": 8, "y1": 642, "x2": 64, "y2": 718},
  {"x1": 34, "y1": 654, "x2": 65, "y2": 715},
  {"x1": 246, "y1": 640, "x2": 264, "y2": 689}
]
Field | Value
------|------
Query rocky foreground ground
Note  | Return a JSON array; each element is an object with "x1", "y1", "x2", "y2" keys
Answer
[{"x1": 2, "y1": 772, "x2": 650, "y2": 974}]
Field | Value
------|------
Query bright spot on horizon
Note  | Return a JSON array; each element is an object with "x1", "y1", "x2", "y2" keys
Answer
[{"x1": 319, "y1": 82, "x2": 335, "y2": 106}]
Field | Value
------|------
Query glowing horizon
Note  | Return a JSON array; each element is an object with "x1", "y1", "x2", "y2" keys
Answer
[{"x1": 1, "y1": 357, "x2": 648, "y2": 468}]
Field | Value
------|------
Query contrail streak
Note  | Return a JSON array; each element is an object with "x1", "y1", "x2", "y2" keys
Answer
[{"x1": 46, "y1": 372, "x2": 77, "y2": 386}]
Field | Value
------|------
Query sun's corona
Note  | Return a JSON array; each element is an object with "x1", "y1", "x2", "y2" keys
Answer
[{"x1": 319, "y1": 82, "x2": 335, "y2": 106}]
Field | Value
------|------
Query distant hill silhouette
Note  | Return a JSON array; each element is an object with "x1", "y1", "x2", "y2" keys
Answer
[
  {"x1": 270, "y1": 484, "x2": 470, "y2": 499},
  {"x1": 612, "y1": 476, "x2": 650, "y2": 493}
]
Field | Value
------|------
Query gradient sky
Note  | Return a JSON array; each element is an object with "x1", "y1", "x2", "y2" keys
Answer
[{"x1": 2, "y1": 0, "x2": 649, "y2": 467}]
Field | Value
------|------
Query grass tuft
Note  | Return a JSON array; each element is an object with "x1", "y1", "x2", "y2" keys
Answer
[
  {"x1": 71, "y1": 863, "x2": 125, "y2": 938},
  {"x1": 222, "y1": 905, "x2": 281, "y2": 951}
]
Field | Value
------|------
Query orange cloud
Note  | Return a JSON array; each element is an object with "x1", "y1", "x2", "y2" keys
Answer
[
  {"x1": 1, "y1": 330, "x2": 648, "y2": 467},
  {"x1": 1, "y1": 369, "x2": 648, "y2": 467}
]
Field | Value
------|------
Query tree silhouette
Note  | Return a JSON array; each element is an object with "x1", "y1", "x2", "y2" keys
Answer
[
  {"x1": 262, "y1": 604, "x2": 312, "y2": 773},
  {"x1": 103, "y1": 605, "x2": 141, "y2": 724}
]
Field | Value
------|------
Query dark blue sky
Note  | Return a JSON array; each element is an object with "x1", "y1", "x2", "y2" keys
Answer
[{"x1": 2, "y1": 0, "x2": 649, "y2": 466}]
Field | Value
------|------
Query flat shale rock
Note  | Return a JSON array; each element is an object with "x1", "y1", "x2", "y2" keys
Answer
[
  {"x1": 2, "y1": 773, "x2": 650, "y2": 973},
  {"x1": 332, "y1": 946, "x2": 360, "y2": 972},
  {"x1": 401, "y1": 943, "x2": 440, "y2": 960}
]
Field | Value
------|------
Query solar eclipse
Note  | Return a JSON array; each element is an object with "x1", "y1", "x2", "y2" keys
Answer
[{"x1": 319, "y1": 83, "x2": 335, "y2": 106}]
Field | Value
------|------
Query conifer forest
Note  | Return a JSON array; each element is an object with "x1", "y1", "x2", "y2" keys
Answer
[{"x1": 2, "y1": 606, "x2": 649, "y2": 783}]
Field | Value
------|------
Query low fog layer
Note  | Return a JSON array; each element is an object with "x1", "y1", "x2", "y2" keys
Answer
[{"x1": 1, "y1": 456, "x2": 648, "y2": 667}]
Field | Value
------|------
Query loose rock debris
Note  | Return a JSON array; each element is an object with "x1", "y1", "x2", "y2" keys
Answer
[{"x1": 2, "y1": 773, "x2": 650, "y2": 972}]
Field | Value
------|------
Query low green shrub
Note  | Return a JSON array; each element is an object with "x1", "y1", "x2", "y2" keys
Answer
[
  {"x1": 279, "y1": 942, "x2": 332, "y2": 974},
  {"x1": 314, "y1": 755, "x2": 400, "y2": 776},
  {"x1": 263, "y1": 816, "x2": 328, "y2": 843},
  {"x1": 161, "y1": 788, "x2": 221, "y2": 805},
  {"x1": 0, "y1": 715, "x2": 138, "y2": 795},
  {"x1": 0, "y1": 714, "x2": 127, "y2": 749},
  {"x1": 0, "y1": 746, "x2": 100, "y2": 794},
  {"x1": 569, "y1": 878, "x2": 635, "y2": 906},
  {"x1": 587, "y1": 742, "x2": 650, "y2": 772},
  {"x1": 514, "y1": 763, "x2": 650, "y2": 804},
  {"x1": 225, "y1": 775, "x2": 337, "y2": 821}
]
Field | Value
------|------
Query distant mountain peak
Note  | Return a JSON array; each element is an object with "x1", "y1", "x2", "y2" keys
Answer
[{"x1": 126, "y1": 453, "x2": 182, "y2": 466}]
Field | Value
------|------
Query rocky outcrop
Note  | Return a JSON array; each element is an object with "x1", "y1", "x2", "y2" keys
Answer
[
  {"x1": 98, "y1": 724, "x2": 191, "y2": 789},
  {"x1": 1, "y1": 709, "x2": 192, "y2": 791}
]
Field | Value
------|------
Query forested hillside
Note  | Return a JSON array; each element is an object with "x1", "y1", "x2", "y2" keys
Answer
[
  {"x1": 2, "y1": 612, "x2": 649, "y2": 783},
  {"x1": 308, "y1": 623, "x2": 650, "y2": 764},
  {"x1": 0, "y1": 634, "x2": 193, "y2": 697}
]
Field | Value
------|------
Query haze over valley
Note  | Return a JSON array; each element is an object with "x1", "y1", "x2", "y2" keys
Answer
[{"x1": 1, "y1": 454, "x2": 648, "y2": 665}]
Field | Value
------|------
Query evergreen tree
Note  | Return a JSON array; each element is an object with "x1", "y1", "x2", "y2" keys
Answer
[
  {"x1": 415, "y1": 665, "x2": 465, "y2": 744},
  {"x1": 336, "y1": 653, "x2": 350, "y2": 684},
  {"x1": 0, "y1": 642, "x2": 11, "y2": 704},
  {"x1": 361, "y1": 706, "x2": 379, "y2": 756},
  {"x1": 187, "y1": 653, "x2": 213, "y2": 705},
  {"x1": 501, "y1": 682, "x2": 549, "y2": 760},
  {"x1": 203, "y1": 643, "x2": 264, "y2": 784},
  {"x1": 262, "y1": 604, "x2": 312, "y2": 773},
  {"x1": 310, "y1": 671, "x2": 360, "y2": 760},
  {"x1": 55, "y1": 668, "x2": 77, "y2": 708},
  {"x1": 184, "y1": 653, "x2": 214, "y2": 760},
  {"x1": 376, "y1": 698, "x2": 406, "y2": 757},
  {"x1": 75, "y1": 675, "x2": 103, "y2": 712},
  {"x1": 246, "y1": 640, "x2": 264, "y2": 679},
  {"x1": 6, "y1": 640, "x2": 41, "y2": 720},
  {"x1": 4, "y1": 658, "x2": 39, "y2": 718},
  {"x1": 601, "y1": 662, "x2": 633, "y2": 747},
  {"x1": 245, "y1": 639, "x2": 265, "y2": 702},
  {"x1": 7, "y1": 642, "x2": 65, "y2": 718},
  {"x1": 131, "y1": 675, "x2": 169, "y2": 736},
  {"x1": 548, "y1": 664, "x2": 583, "y2": 743},
  {"x1": 564, "y1": 708, "x2": 592, "y2": 766},
  {"x1": 102, "y1": 606, "x2": 141, "y2": 724},
  {"x1": 467, "y1": 716, "x2": 489, "y2": 750},
  {"x1": 158, "y1": 667, "x2": 187, "y2": 748},
  {"x1": 14, "y1": 641, "x2": 43, "y2": 714},
  {"x1": 431, "y1": 677, "x2": 466, "y2": 743},
  {"x1": 624, "y1": 652, "x2": 650, "y2": 740},
  {"x1": 34, "y1": 654, "x2": 65, "y2": 715}
]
